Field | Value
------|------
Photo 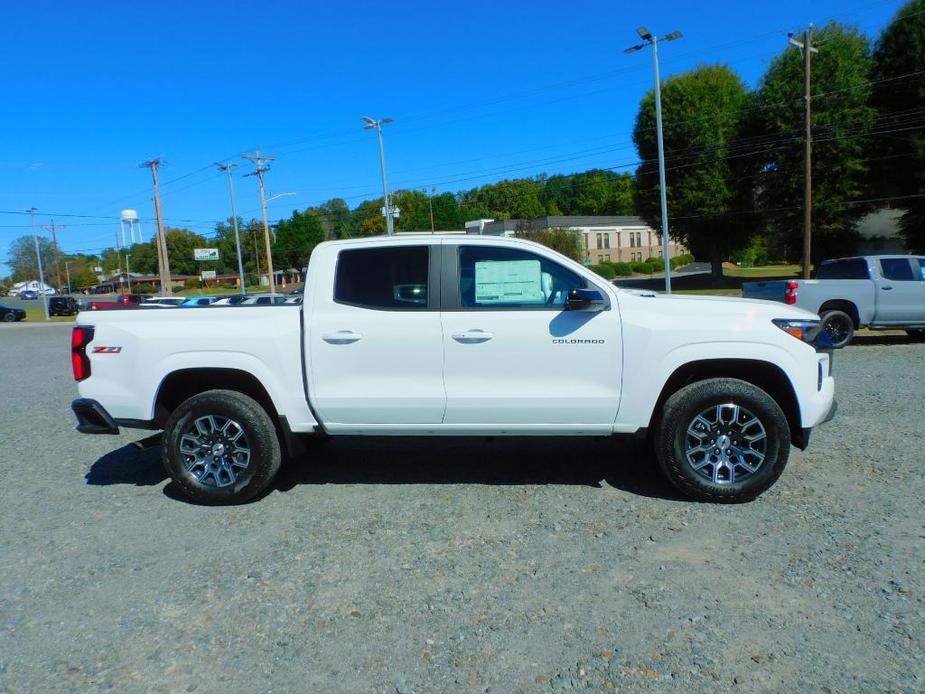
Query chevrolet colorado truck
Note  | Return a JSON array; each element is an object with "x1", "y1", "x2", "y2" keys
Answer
[
  {"x1": 742, "y1": 255, "x2": 925, "y2": 347},
  {"x1": 71, "y1": 235, "x2": 836, "y2": 504}
]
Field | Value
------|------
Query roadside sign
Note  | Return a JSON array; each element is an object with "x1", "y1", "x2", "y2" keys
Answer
[
  {"x1": 201, "y1": 270, "x2": 217, "y2": 280},
  {"x1": 194, "y1": 248, "x2": 219, "y2": 261},
  {"x1": 583, "y1": 258, "x2": 592, "y2": 266}
]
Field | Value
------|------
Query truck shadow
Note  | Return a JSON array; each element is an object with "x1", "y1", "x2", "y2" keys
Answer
[
  {"x1": 85, "y1": 436, "x2": 687, "y2": 502},
  {"x1": 849, "y1": 334, "x2": 920, "y2": 347},
  {"x1": 274, "y1": 436, "x2": 687, "y2": 502}
]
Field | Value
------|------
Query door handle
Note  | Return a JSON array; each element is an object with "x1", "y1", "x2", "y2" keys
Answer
[
  {"x1": 322, "y1": 330, "x2": 362, "y2": 344},
  {"x1": 452, "y1": 329, "x2": 493, "y2": 344},
  {"x1": 881, "y1": 286, "x2": 893, "y2": 290}
]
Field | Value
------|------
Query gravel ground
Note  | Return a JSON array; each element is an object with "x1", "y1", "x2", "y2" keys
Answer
[{"x1": 0, "y1": 323, "x2": 922, "y2": 692}]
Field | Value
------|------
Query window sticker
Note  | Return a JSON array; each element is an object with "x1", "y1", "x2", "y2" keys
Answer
[{"x1": 474, "y1": 259, "x2": 544, "y2": 305}]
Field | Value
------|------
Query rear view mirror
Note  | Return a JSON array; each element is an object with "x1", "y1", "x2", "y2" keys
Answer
[{"x1": 566, "y1": 288, "x2": 605, "y2": 311}]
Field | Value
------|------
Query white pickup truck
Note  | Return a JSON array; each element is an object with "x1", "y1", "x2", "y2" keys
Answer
[
  {"x1": 71, "y1": 235, "x2": 835, "y2": 504},
  {"x1": 742, "y1": 255, "x2": 925, "y2": 347}
]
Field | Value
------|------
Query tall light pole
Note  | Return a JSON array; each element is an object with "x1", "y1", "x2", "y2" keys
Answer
[
  {"x1": 362, "y1": 116, "x2": 395, "y2": 236},
  {"x1": 789, "y1": 26, "x2": 818, "y2": 279},
  {"x1": 242, "y1": 149, "x2": 278, "y2": 294},
  {"x1": 216, "y1": 162, "x2": 247, "y2": 295},
  {"x1": 25, "y1": 207, "x2": 50, "y2": 320},
  {"x1": 625, "y1": 27, "x2": 682, "y2": 293}
]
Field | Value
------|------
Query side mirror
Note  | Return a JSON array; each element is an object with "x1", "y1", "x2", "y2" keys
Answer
[{"x1": 566, "y1": 288, "x2": 605, "y2": 311}]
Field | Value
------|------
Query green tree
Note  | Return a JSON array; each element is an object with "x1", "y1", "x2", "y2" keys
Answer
[
  {"x1": 633, "y1": 64, "x2": 752, "y2": 279},
  {"x1": 459, "y1": 178, "x2": 545, "y2": 220},
  {"x1": 311, "y1": 199, "x2": 353, "y2": 239},
  {"x1": 869, "y1": 0, "x2": 925, "y2": 251},
  {"x1": 6, "y1": 235, "x2": 58, "y2": 283},
  {"x1": 541, "y1": 170, "x2": 635, "y2": 215},
  {"x1": 272, "y1": 209, "x2": 325, "y2": 270},
  {"x1": 753, "y1": 22, "x2": 876, "y2": 262},
  {"x1": 514, "y1": 221, "x2": 583, "y2": 261}
]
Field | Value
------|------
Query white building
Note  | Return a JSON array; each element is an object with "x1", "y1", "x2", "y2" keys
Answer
[
  {"x1": 465, "y1": 216, "x2": 688, "y2": 264},
  {"x1": 9, "y1": 280, "x2": 56, "y2": 296}
]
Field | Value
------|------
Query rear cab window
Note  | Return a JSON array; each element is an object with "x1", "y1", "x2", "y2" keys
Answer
[
  {"x1": 815, "y1": 259, "x2": 870, "y2": 280},
  {"x1": 334, "y1": 246, "x2": 430, "y2": 310}
]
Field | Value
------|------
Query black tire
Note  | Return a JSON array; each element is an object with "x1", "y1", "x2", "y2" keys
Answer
[
  {"x1": 2, "y1": 312, "x2": 15, "y2": 322},
  {"x1": 654, "y1": 378, "x2": 791, "y2": 503},
  {"x1": 906, "y1": 329, "x2": 925, "y2": 341},
  {"x1": 162, "y1": 389, "x2": 281, "y2": 504},
  {"x1": 820, "y1": 310, "x2": 855, "y2": 348}
]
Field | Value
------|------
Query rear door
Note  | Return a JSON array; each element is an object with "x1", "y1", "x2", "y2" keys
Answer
[
  {"x1": 308, "y1": 241, "x2": 445, "y2": 430},
  {"x1": 874, "y1": 258, "x2": 925, "y2": 323},
  {"x1": 440, "y1": 242, "x2": 622, "y2": 432}
]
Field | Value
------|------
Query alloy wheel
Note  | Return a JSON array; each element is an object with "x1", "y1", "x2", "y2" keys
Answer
[
  {"x1": 179, "y1": 415, "x2": 251, "y2": 488},
  {"x1": 684, "y1": 403, "x2": 768, "y2": 484}
]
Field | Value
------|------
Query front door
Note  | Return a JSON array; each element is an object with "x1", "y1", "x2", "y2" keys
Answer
[
  {"x1": 874, "y1": 257, "x2": 925, "y2": 323},
  {"x1": 440, "y1": 243, "x2": 622, "y2": 432},
  {"x1": 308, "y1": 243, "x2": 445, "y2": 430}
]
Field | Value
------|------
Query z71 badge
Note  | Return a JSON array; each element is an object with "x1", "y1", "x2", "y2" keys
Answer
[{"x1": 92, "y1": 346, "x2": 122, "y2": 354}]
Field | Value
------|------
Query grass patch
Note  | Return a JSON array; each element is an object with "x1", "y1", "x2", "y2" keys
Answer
[
  {"x1": 23, "y1": 307, "x2": 74, "y2": 322},
  {"x1": 615, "y1": 263, "x2": 802, "y2": 297},
  {"x1": 724, "y1": 264, "x2": 800, "y2": 278}
]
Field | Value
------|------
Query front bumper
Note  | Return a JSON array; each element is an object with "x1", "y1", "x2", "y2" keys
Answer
[{"x1": 72, "y1": 398, "x2": 120, "y2": 435}]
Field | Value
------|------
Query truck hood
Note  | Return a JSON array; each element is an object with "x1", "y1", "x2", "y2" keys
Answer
[{"x1": 618, "y1": 288, "x2": 819, "y2": 320}]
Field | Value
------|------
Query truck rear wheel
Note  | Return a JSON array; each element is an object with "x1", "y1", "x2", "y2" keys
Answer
[
  {"x1": 820, "y1": 310, "x2": 855, "y2": 348},
  {"x1": 162, "y1": 389, "x2": 281, "y2": 504},
  {"x1": 907, "y1": 329, "x2": 925, "y2": 341},
  {"x1": 654, "y1": 378, "x2": 791, "y2": 503}
]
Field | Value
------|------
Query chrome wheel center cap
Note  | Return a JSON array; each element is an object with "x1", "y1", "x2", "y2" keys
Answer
[
  {"x1": 716, "y1": 434, "x2": 731, "y2": 449},
  {"x1": 211, "y1": 442, "x2": 226, "y2": 456}
]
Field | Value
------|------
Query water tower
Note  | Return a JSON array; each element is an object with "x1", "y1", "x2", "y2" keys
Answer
[{"x1": 120, "y1": 209, "x2": 141, "y2": 247}]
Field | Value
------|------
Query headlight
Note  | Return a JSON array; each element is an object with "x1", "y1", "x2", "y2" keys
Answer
[{"x1": 772, "y1": 318, "x2": 822, "y2": 343}]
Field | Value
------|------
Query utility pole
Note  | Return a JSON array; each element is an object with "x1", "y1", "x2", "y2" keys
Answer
[
  {"x1": 216, "y1": 162, "x2": 247, "y2": 295},
  {"x1": 25, "y1": 207, "x2": 50, "y2": 320},
  {"x1": 625, "y1": 27, "x2": 683, "y2": 293},
  {"x1": 140, "y1": 159, "x2": 173, "y2": 295},
  {"x1": 789, "y1": 26, "x2": 817, "y2": 279},
  {"x1": 424, "y1": 186, "x2": 436, "y2": 232},
  {"x1": 43, "y1": 219, "x2": 65, "y2": 292},
  {"x1": 64, "y1": 261, "x2": 72, "y2": 294},
  {"x1": 242, "y1": 149, "x2": 278, "y2": 294},
  {"x1": 362, "y1": 117, "x2": 395, "y2": 235},
  {"x1": 125, "y1": 254, "x2": 132, "y2": 293}
]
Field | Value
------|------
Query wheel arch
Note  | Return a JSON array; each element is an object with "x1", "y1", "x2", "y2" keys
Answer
[
  {"x1": 818, "y1": 300, "x2": 860, "y2": 328},
  {"x1": 153, "y1": 368, "x2": 278, "y2": 429},
  {"x1": 648, "y1": 358, "x2": 803, "y2": 448}
]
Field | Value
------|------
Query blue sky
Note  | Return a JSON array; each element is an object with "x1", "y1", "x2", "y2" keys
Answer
[{"x1": 0, "y1": 0, "x2": 904, "y2": 275}]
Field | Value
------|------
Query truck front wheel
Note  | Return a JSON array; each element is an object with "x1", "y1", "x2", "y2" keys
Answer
[
  {"x1": 162, "y1": 389, "x2": 281, "y2": 504},
  {"x1": 654, "y1": 378, "x2": 791, "y2": 503}
]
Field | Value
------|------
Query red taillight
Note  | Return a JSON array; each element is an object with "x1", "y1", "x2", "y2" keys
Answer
[
  {"x1": 71, "y1": 326, "x2": 94, "y2": 381},
  {"x1": 785, "y1": 281, "x2": 799, "y2": 305}
]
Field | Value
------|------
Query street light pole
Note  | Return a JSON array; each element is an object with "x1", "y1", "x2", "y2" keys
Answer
[
  {"x1": 625, "y1": 27, "x2": 683, "y2": 293},
  {"x1": 26, "y1": 207, "x2": 50, "y2": 320},
  {"x1": 362, "y1": 116, "x2": 395, "y2": 236},
  {"x1": 216, "y1": 162, "x2": 247, "y2": 295}
]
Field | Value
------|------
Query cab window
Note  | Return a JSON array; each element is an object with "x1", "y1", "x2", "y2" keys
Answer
[
  {"x1": 879, "y1": 258, "x2": 916, "y2": 282},
  {"x1": 458, "y1": 246, "x2": 582, "y2": 309},
  {"x1": 334, "y1": 246, "x2": 429, "y2": 310}
]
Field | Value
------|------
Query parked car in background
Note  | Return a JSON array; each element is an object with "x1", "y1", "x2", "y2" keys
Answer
[
  {"x1": 180, "y1": 297, "x2": 219, "y2": 307},
  {"x1": 742, "y1": 255, "x2": 925, "y2": 347},
  {"x1": 142, "y1": 297, "x2": 186, "y2": 308},
  {"x1": 0, "y1": 303, "x2": 26, "y2": 322},
  {"x1": 19, "y1": 290, "x2": 38, "y2": 300},
  {"x1": 241, "y1": 294, "x2": 287, "y2": 305},
  {"x1": 89, "y1": 294, "x2": 144, "y2": 310},
  {"x1": 284, "y1": 295, "x2": 303, "y2": 305},
  {"x1": 49, "y1": 296, "x2": 79, "y2": 316},
  {"x1": 212, "y1": 295, "x2": 249, "y2": 306}
]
